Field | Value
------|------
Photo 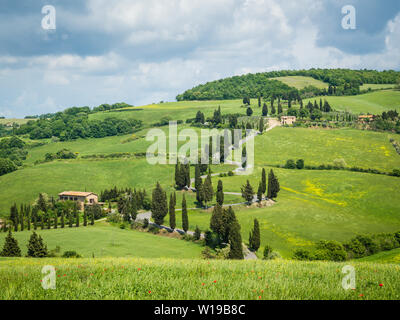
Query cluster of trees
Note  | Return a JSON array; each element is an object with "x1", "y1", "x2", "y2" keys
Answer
[
  {"x1": 1, "y1": 230, "x2": 48, "y2": 258},
  {"x1": 370, "y1": 110, "x2": 400, "y2": 134},
  {"x1": 241, "y1": 169, "x2": 280, "y2": 204},
  {"x1": 44, "y1": 149, "x2": 77, "y2": 162},
  {"x1": 2, "y1": 193, "x2": 105, "y2": 233},
  {"x1": 177, "y1": 69, "x2": 400, "y2": 101},
  {"x1": 194, "y1": 170, "x2": 214, "y2": 208},
  {"x1": 0, "y1": 136, "x2": 27, "y2": 175},
  {"x1": 284, "y1": 159, "x2": 305, "y2": 169},
  {"x1": 294, "y1": 231, "x2": 400, "y2": 262},
  {"x1": 100, "y1": 186, "x2": 151, "y2": 211},
  {"x1": 174, "y1": 163, "x2": 191, "y2": 189},
  {"x1": 208, "y1": 205, "x2": 244, "y2": 259},
  {"x1": 15, "y1": 109, "x2": 142, "y2": 141}
]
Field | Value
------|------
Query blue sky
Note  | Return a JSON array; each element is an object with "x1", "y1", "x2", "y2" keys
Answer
[{"x1": 0, "y1": 0, "x2": 399, "y2": 117}]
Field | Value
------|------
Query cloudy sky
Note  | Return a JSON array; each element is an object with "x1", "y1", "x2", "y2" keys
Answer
[{"x1": 0, "y1": 0, "x2": 400, "y2": 118}]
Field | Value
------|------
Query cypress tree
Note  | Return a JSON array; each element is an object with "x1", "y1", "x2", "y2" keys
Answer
[
  {"x1": 47, "y1": 211, "x2": 51, "y2": 229},
  {"x1": 26, "y1": 205, "x2": 31, "y2": 231},
  {"x1": 241, "y1": 180, "x2": 254, "y2": 204},
  {"x1": 0, "y1": 230, "x2": 21, "y2": 257},
  {"x1": 196, "y1": 182, "x2": 205, "y2": 207},
  {"x1": 69, "y1": 207, "x2": 74, "y2": 228},
  {"x1": 221, "y1": 206, "x2": 237, "y2": 243},
  {"x1": 228, "y1": 220, "x2": 244, "y2": 260},
  {"x1": 203, "y1": 174, "x2": 214, "y2": 208},
  {"x1": 37, "y1": 193, "x2": 47, "y2": 213},
  {"x1": 10, "y1": 204, "x2": 18, "y2": 232},
  {"x1": 32, "y1": 206, "x2": 38, "y2": 230},
  {"x1": 83, "y1": 206, "x2": 88, "y2": 226},
  {"x1": 257, "y1": 182, "x2": 263, "y2": 202},
  {"x1": 210, "y1": 204, "x2": 224, "y2": 238},
  {"x1": 242, "y1": 146, "x2": 247, "y2": 169},
  {"x1": 54, "y1": 210, "x2": 58, "y2": 229},
  {"x1": 262, "y1": 103, "x2": 268, "y2": 116},
  {"x1": 258, "y1": 117, "x2": 264, "y2": 133},
  {"x1": 151, "y1": 182, "x2": 168, "y2": 225},
  {"x1": 194, "y1": 226, "x2": 201, "y2": 240},
  {"x1": 27, "y1": 232, "x2": 48, "y2": 258},
  {"x1": 194, "y1": 164, "x2": 201, "y2": 190},
  {"x1": 90, "y1": 207, "x2": 95, "y2": 225},
  {"x1": 249, "y1": 219, "x2": 260, "y2": 252},
  {"x1": 20, "y1": 205, "x2": 24, "y2": 231},
  {"x1": 182, "y1": 194, "x2": 188, "y2": 233},
  {"x1": 216, "y1": 180, "x2": 224, "y2": 206},
  {"x1": 76, "y1": 209, "x2": 80, "y2": 227},
  {"x1": 267, "y1": 169, "x2": 280, "y2": 199},
  {"x1": 169, "y1": 193, "x2": 176, "y2": 230},
  {"x1": 61, "y1": 208, "x2": 65, "y2": 228},
  {"x1": 40, "y1": 212, "x2": 44, "y2": 230}
]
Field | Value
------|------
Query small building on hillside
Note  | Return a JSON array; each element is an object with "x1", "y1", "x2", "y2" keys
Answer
[
  {"x1": 58, "y1": 191, "x2": 98, "y2": 210},
  {"x1": 358, "y1": 115, "x2": 375, "y2": 123},
  {"x1": 281, "y1": 116, "x2": 297, "y2": 125}
]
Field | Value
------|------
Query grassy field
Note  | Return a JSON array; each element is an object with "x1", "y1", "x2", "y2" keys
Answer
[
  {"x1": 0, "y1": 221, "x2": 203, "y2": 259},
  {"x1": 255, "y1": 127, "x2": 400, "y2": 172},
  {"x1": 304, "y1": 90, "x2": 400, "y2": 114},
  {"x1": 0, "y1": 257, "x2": 398, "y2": 299},
  {"x1": 360, "y1": 84, "x2": 397, "y2": 91},
  {"x1": 272, "y1": 76, "x2": 329, "y2": 90}
]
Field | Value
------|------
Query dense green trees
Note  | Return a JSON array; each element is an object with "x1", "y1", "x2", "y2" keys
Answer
[
  {"x1": 175, "y1": 163, "x2": 190, "y2": 189},
  {"x1": 0, "y1": 230, "x2": 21, "y2": 257},
  {"x1": 151, "y1": 182, "x2": 168, "y2": 225},
  {"x1": 177, "y1": 69, "x2": 400, "y2": 101},
  {"x1": 228, "y1": 220, "x2": 244, "y2": 260},
  {"x1": 16, "y1": 108, "x2": 142, "y2": 141}
]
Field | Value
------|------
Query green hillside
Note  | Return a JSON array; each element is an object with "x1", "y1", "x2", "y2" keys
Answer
[
  {"x1": 304, "y1": 90, "x2": 400, "y2": 114},
  {"x1": 0, "y1": 257, "x2": 399, "y2": 299}
]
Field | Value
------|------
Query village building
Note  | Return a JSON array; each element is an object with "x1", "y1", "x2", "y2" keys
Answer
[
  {"x1": 358, "y1": 115, "x2": 375, "y2": 123},
  {"x1": 281, "y1": 116, "x2": 297, "y2": 125},
  {"x1": 58, "y1": 191, "x2": 98, "y2": 210}
]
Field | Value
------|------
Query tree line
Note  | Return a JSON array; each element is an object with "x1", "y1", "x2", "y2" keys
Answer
[{"x1": 176, "y1": 69, "x2": 400, "y2": 101}]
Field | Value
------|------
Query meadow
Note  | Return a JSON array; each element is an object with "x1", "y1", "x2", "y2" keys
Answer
[
  {"x1": 271, "y1": 76, "x2": 328, "y2": 90},
  {"x1": 304, "y1": 90, "x2": 400, "y2": 114},
  {"x1": 0, "y1": 221, "x2": 203, "y2": 259},
  {"x1": 0, "y1": 257, "x2": 398, "y2": 300},
  {"x1": 255, "y1": 127, "x2": 400, "y2": 171}
]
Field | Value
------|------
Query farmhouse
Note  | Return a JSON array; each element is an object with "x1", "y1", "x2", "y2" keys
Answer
[
  {"x1": 358, "y1": 115, "x2": 375, "y2": 123},
  {"x1": 281, "y1": 116, "x2": 297, "y2": 125},
  {"x1": 58, "y1": 191, "x2": 98, "y2": 210}
]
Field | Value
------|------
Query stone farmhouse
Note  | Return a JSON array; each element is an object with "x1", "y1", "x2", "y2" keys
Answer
[
  {"x1": 281, "y1": 116, "x2": 297, "y2": 125},
  {"x1": 58, "y1": 191, "x2": 98, "y2": 210}
]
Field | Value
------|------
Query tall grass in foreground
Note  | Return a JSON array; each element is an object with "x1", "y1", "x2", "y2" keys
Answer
[{"x1": 0, "y1": 257, "x2": 399, "y2": 300}]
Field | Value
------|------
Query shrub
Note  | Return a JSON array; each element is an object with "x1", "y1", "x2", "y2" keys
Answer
[
  {"x1": 205, "y1": 230, "x2": 220, "y2": 249},
  {"x1": 333, "y1": 158, "x2": 347, "y2": 169},
  {"x1": 228, "y1": 171, "x2": 234, "y2": 176},
  {"x1": 293, "y1": 249, "x2": 313, "y2": 261},
  {"x1": 263, "y1": 245, "x2": 273, "y2": 259},
  {"x1": 296, "y1": 159, "x2": 305, "y2": 169},
  {"x1": 62, "y1": 250, "x2": 82, "y2": 258},
  {"x1": 143, "y1": 218, "x2": 149, "y2": 228},
  {"x1": 201, "y1": 247, "x2": 216, "y2": 259},
  {"x1": 285, "y1": 159, "x2": 296, "y2": 169},
  {"x1": 194, "y1": 226, "x2": 201, "y2": 240},
  {"x1": 316, "y1": 240, "x2": 347, "y2": 261},
  {"x1": 148, "y1": 225, "x2": 159, "y2": 234}
]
